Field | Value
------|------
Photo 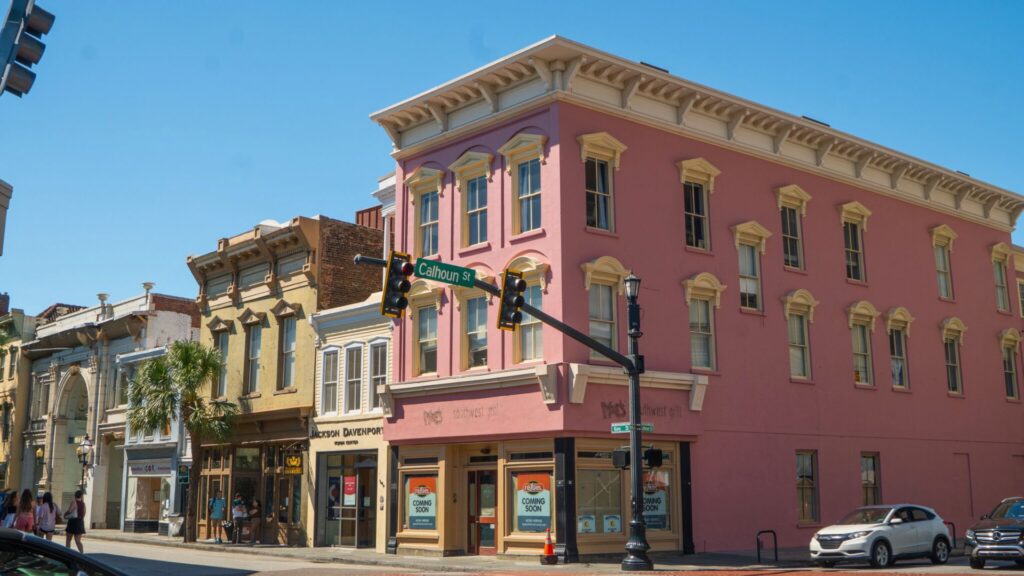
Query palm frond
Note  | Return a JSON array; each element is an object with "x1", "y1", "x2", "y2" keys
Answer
[{"x1": 126, "y1": 356, "x2": 178, "y2": 437}]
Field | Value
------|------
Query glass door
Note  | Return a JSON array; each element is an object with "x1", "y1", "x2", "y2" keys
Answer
[
  {"x1": 467, "y1": 469, "x2": 497, "y2": 555},
  {"x1": 317, "y1": 452, "x2": 377, "y2": 548}
]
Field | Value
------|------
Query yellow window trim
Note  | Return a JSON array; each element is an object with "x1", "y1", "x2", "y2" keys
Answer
[
  {"x1": 839, "y1": 200, "x2": 872, "y2": 229},
  {"x1": 1001, "y1": 328, "x2": 1021, "y2": 349},
  {"x1": 931, "y1": 224, "x2": 958, "y2": 250},
  {"x1": 776, "y1": 184, "x2": 812, "y2": 216},
  {"x1": 581, "y1": 256, "x2": 630, "y2": 294},
  {"x1": 676, "y1": 157, "x2": 721, "y2": 194},
  {"x1": 940, "y1": 317, "x2": 967, "y2": 342},
  {"x1": 732, "y1": 220, "x2": 773, "y2": 254},
  {"x1": 507, "y1": 255, "x2": 550, "y2": 293},
  {"x1": 992, "y1": 242, "x2": 1011, "y2": 263},
  {"x1": 781, "y1": 289, "x2": 820, "y2": 323},
  {"x1": 682, "y1": 272, "x2": 726, "y2": 309},
  {"x1": 847, "y1": 300, "x2": 880, "y2": 331},
  {"x1": 449, "y1": 152, "x2": 494, "y2": 248},
  {"x1": 497, "y1": 133, "x2": 546, "y2": 172},
  {"x1": 577, "y1": 131, "x2": 628, "y2": 170},
  {"x1": 886, "y1": 307, "x2": 915, "y2": 336}
]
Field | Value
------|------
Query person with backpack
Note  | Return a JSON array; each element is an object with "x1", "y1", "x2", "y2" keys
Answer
[
  {"x1": 64, "y1": 490, "x2": 86, "y2": 553},
  {"x1": 207, "y1": 490, "x2": 226, "y2": 543},
  {"x1": 35, "y1": 492, "x2": 59, "y2": 540},
  {"x1": 230, "y1": 493, "x2": 246, "y2": 544},
  {"x1": 13, "y1": 489, "x2": 35, "y2": 533}
]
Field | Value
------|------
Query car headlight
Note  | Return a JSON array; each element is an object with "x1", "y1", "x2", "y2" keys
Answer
[
  {"x1": 966, "y1": 529, "x2": 975, "y2": 541},
  {"x1": 846, "y1": 531, "x2": 873, "y2": 539}
]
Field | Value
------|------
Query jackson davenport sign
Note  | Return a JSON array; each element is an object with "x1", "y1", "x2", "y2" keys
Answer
[
  {"x1": 515, "y1": 473, "x2": 551, "y2": 532},
  {"x1": 407, "y1": 476, "x2": 437, "y2": 530},
  {"x1": 310, "y1": 425, "x2": 383, "y2": 439}
]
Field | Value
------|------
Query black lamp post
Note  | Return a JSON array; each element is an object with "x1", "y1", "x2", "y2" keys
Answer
[
  {"x1": 621, "y1": 273, "x2": 652, "y2": 571},
  {"x1": 75, "y1": 434, "x2": 92, "y2": 492}
]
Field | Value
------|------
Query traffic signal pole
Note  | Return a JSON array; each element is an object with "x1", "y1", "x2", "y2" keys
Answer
[{"x1": 355, "y1": 254, "x2": 652, "y2": 570}]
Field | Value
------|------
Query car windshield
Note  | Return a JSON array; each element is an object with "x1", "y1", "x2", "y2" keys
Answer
[
  {"x1": 989, "y1": 501, "x2": 1024, "y2": 520},
  {"x1": 837, "y1": 507, "x2": 891, "y2": 525}
]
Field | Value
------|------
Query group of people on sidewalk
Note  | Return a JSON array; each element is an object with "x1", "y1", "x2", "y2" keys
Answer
[
  {"x1": 0, "y1": 488, "x2": 88, "y2": 552},
  {"x1": 207, "y1": 490, "x2": 262, "y2": 545}
]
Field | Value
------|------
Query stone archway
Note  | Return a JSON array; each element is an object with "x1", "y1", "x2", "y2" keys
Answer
[{"x1": 51, "y1": 371, "x2": 89, "y2": 509}]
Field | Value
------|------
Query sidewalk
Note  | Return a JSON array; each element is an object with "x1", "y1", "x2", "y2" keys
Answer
[{"x1": 86, "y1": 529, "x2": 820, "y2": 573}]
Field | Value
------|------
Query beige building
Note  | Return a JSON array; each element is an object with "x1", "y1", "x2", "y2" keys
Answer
[
  {"x1": 0, "y1": 299, "x2": 38, "y2": 490},
  {"x1": 186, "y1": 215, "x2": 382, "y2": 546},
  {"x1": 308, "y1": 292, "x2": 392, "y2": 551}
]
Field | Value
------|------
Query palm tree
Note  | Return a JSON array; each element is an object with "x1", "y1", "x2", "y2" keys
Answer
[{"x1": 127, "y1": 340, "x2": 238, "y2": 542}]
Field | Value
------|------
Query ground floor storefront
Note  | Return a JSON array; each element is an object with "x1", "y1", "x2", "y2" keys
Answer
[
  {"x1": 387, "y1": 438, "x2": 694, "y2": 560},
  {"x1": 121, "y1": 446, "x2": 181, "y2": 534},
  {"x1": 308, "y1": 415, "x2": 388, "y2": 551}
]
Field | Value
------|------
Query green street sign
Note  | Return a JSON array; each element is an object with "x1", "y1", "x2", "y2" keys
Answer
[
  {"x1": 415, "y1": 258, "x2": 476, "y2": 288},
  {"x1": 611, "y1": 423, "x2": 654, "y2": 434}
]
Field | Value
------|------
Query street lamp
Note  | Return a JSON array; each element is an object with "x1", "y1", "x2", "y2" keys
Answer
[
  {"x1": 75, "y1": 435, "x2": 92, "y2": 492},
  {"x1": 621, "y1": 273, "x2": 652, "y2": 571}
]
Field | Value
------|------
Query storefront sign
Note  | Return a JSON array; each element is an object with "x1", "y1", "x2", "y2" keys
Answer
[
  {"x1": 284, "y1": 454, "x2": 303, "y2": 475},
  {"x1": 407, "y1": 477, "x2": 437, "y2": 530},
  {"x1": 642, "y1": 473, "x2": 668, "y2": 529},
  {"x1": 177, "y1": 464, "x2": 190, "y2": 484},
  {"x1": 310, "y1": 425, "x2": 383, "y2": 439},
  {"x1": 128, "y1": 461, "x2": 171, "y2": 476},
  {"x1": 515, "y1": 473, "x2": 551, "y2": 532},
  {"x1": 343, "y1": 475, "x2": 357, "y2": 506},
  {"x1": 603, "y1": 514, "x2": 622, "y2": 533},
  {"x1": 578, "y1": 514, "x2": 596, "y2": 533}
]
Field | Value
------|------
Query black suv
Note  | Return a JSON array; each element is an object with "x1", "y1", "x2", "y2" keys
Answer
[{"x1": 965, "y1": 497, "x2": 1024, "y2": 569}]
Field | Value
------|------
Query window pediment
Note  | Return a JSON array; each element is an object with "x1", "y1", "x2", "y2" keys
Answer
[
  {"x1": 448, "y1": 151, "x2": 493, "y2": 186},
  {"x1": 581, "y1": 256, "x2": 630, "y2": 294},
  {"x1": 782, "y1": 289, "x2": 820, "y2": 323},
  {"x1": 507, "y1": 255, "x2": 551, "y2": 292},
  {"x1": 931, "y1": 224, "x2": 958, "y2": 250},
  {"x1": 207, "y1": 316, "x2": 233, "y2": 333},
  {"x1": 847, "y1": 300, "x2": 880, "y2": 331},
  {"x1": 941, "y1": 317, "x2": 967, "y2": 341},
  {"x1": 577, "y1": 131, "x2": 627, "y2": 170},
  {"x1": 886, "y1": 306, "x2": 915, "y2": 335},
  {"x1": 677, "y1": 157, "x2": 721, "y2": 193},
  {"x1": 682, "y1": 272, "x2": 726, "y2": 308},
  {"x1": 732, "y1": 220, "x2": 773, "y2": 254},
  {"x1": 238, "y1": 308, "x2": 267, "y2": 326},
  {"x1": 408, "y1": 280, "x2": 445, "y2": 316},
  {"x1": 270, "y1": 300, "x2": 302, "y2": 318},
  {"x1": 1001, "y1": 328, "x2": 1021, "y2": 348},
  {"x1": 776, "y1": 184, "x2": 812, "y2": 215},
  {"x1": 839, "y1": 201, "x2": 872, "y2": 229},
  {"x1": 497, "y1": 133, "x2": 547, "y2": 172},
  {"x1": 404, "y1": 166, "x2": 444, "y2": 198},
  {"x1": 992, "y1": 242, "x2": 1011, "y2": 263}
]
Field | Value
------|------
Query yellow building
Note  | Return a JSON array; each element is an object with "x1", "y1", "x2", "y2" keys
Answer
[
  {"x1": 0, "y1": 303, "x2": 37, "y2": 490},
  {"x1": 186, "y1": 216, "x2": 382, "y2": 546}
]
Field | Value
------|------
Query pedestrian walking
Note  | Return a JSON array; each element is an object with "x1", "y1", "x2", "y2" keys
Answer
[
  {"x1": 230, "y1": 493, "x2": 246, "y2": 544},
  {"x1": 0, "y1": 490, "x2": 16, "y2": 528},
  {"x1": 35, "y1": 492, "x2": 59, "y2": 541},
  {"x1": 207, "y1": 490, "x2": 226, "y2": 543},
  {"x1": 13, "y1": 489, "x2": 35, "y2": 533},
  {"x1": 64, "y1": 490, "x2": 86, "y2": 553},
  {"x1": 248, "y1": 498, "x2": 262, "y2": 544}
]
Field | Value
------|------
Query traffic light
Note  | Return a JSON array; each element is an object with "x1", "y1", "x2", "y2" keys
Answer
[
  {"x1": 644, "y1": 448, "x2": 663, "y2": 469},
  {"x1": 380, "y1": 251, "x2": 414, "y2": 319},
  {"x1": 497, "y1": 269, "x2": 526, "y2": 331},
  {"x1": 1, "y1": 0, "x2": 55, "y2": 97}
]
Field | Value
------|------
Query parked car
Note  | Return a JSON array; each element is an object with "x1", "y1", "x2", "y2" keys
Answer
[
  {"x1": 965, "y1": 496, "x2": 1024, "y2": 569},
  {"x1": 809, "y1": 504, "x2": 951, "y2": 568},
  {"x1": 0, "y1": 527, "x2": 128, "y2": 576}
]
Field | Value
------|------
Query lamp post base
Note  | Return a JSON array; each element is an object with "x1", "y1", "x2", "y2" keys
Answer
[{"x1": 621, "y1": 520, "x2": 653, "y2": 571}]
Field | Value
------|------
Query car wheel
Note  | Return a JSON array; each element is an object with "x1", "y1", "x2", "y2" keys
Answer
[
  {"x1": 969, "y1": 557, "x2": 986, "y2": 570},
  {"x1": 930, "y1": 537, "x2": 950, "y2": 564},
  {"x1": 816, "y1": 561, "x2": 837, "y2": 568},
  {"x1": 870, "y1": 541, "x2": 891, "y2": 569}
]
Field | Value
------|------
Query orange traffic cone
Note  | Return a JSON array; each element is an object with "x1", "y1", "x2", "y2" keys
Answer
[{"x1": 541, "y1": 527, "x2": 557, "y2": 565}]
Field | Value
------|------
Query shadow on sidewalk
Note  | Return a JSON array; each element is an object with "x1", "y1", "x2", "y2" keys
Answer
[{"x1": 90, "y1": 553, "x2": 256, "y2": 576}]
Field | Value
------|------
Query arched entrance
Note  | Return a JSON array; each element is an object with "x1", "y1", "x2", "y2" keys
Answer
[{"x1": 52, "y1": 373, "x2": 89, "y2": 508}]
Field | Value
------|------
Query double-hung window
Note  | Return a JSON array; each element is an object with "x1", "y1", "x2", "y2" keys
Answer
[
  {"x1": 840, "y1": 201, "x2": 871, "y2": 282},
  {"x1": 244, "y1": 324, "x2": 261, "y2": 395},
  {"x1": 417, "y1": 306, "x2": 438, "y2": 375},
  {"x1": 852, "y1": 324, "x2": 872, "y2": 385},
  {"x1": 517, "y1": 159, "x2": 542, "y2": 233},
  {"x1": 420, "y1": 191, "x2": 439, "y2": 257},
  {"x1": 278, "y1": 316, "x2": 296, "y2": 389},
  {"x1": 738, "y1": 243, "x2": 761, "y2": 310},
  {"x1": 889, "y1": 329, "x2": 909, "y2": 389},
  {"x1": 861, "y1": 453, "x2": 881, "y2": 505},
  {"x1": 7, "y1": 347, "x2": 16, "y2": 379},
  {"x1": 344, "y1": 347, "x2": 362, "y2": 413},
  {"x1": 690, "y1": 299, "x2": 715, "y2": 370},
  {"x1": 994, "y1": 260, "x2": 1010, "y2": 312},
  {"x1": 498, "y1": 133, "x2": 547, "y2": 236},
  {"x1": 588, "y1": 284, "x2": 616, "y2": 355},
  {"x1": 465, "y1": 296, "x2": 488, "y2": 368},
  {"x1": 519, "y1": 285, "x2": 543, "y2": 362},
  {"x1": 788, "y1": 313, "x2": 810, "y2": 379},
  {"x1": 777, "y1": 185, "x2": 811, "y2": 270},
  {"x1": 215, "y1": 331, "x2": 229, "y2": 398},
  {"x1": 942, "y1": 318, "x2": 966, "y2": 395},
  {"x1": 683, "y1": 182, "x2": 709, "y2": 250},
  {"x1": 406, "y1": 167, "x2": 443, "y2": 258},
  {"x1": 321, "y1": 349, "x2": 339, "y2": 414},
  {"x1": 369, "y1": 341, "x2": 387, "y2": 410},
  {"x1": 466, "y1": 176, "x2": 487, "y2": 246},
  {"x1": 1004, "y1": 345, "x2": 1019, "y2": 400},
  {"x1": 585, "y1": 158, "x2": 612, "y2": 230},
  {"x1": 796, "y1": 451, "x2": 819, "y2": 523},
  {"x1": 935, "y1": 245, "x2": 953, "y2": 299}
]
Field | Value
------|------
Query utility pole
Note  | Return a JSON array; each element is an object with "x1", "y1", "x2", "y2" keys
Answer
[{"x1": 0, "y1": 179, "x2": 9, "y2": 256}]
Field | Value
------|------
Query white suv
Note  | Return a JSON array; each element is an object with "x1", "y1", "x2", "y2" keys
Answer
[{"x1": 810, "y1": 505, "x2": 951, "y2": 568}]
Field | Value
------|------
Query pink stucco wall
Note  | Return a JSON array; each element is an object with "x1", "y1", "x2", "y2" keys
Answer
[{"x1": 387, "y1": 99, "x2": 1024, "y2": 551}]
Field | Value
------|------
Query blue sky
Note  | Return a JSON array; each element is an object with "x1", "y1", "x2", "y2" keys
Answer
[{"x1": 1, "y1": 0, "x2": 1022, "y2": 314}]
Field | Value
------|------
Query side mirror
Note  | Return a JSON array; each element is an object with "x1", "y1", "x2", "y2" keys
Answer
[{"x1": 890, "y1": 517, "x2": 904, "y2": 525}]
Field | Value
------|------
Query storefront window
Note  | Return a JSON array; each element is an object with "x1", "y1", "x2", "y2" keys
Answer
[
  {"x1": 404, "y1": 474, "x2": 438, "y2": 530},
  {"x1": 509, "y1": 470, "x2": 553, "y2": 533},
  {"x1": 577, "y1": 469, "x2": 622, "y2": 534},
  {"x1": 126, "y1": 477, "x2": 171, "y2": 522},
  {"x1": 642, "y1": 469, "x2": 671, "y2": 531},
  {"x1": 235, "y1": 448, "x2": 260, "y2": 471}
]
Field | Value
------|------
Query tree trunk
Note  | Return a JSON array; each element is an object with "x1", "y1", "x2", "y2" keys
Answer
[{"x1": 185, "y1": 430, "x2": 201, "y2": 543}]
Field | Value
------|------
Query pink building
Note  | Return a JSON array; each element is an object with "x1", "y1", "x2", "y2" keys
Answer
[{"x1": 370, "y1": 37, "x2": 1024, "y2": 560}]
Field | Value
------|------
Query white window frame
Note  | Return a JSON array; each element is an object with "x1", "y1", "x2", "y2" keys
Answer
[
  {"x1": 944, "y1": 338, "x2": 962, "y2": 394},
  {"x1": 844, "y1": 220, "x2": 866, "y2": 281},
  {"x1": 463, "y1": 295, "x2": 488, "y2": 369},
  {"x1": 368, "y1": 338, "x2": 388, "y2": 411},
  {"x1": 465, "y1": 175, "x2": 488, "y2": 247},
  {"x1": 689, "y1": 298, "x2": 716, "y2": 370},
  {"x1": 320, "y1": 347, "x2": 340, "y2": 415},
  {"x1": 889, "y1": 328, "x2": 909, "y2": 389},
  {"x1": 935, "y1": 244, "x2": 953, "y2": 299},
  {"x1": 343, "y1": 344, "x2": 363, "y2": 414},
  {"x1": 278, "y1": 315, "x2": 297, "y2": 390},
  {"x1": 585, "y1": 157, "x2": 613, "y2": 231},
  {"x1": 518, "y1": 284, "x2": 543, "y2": 363},
  {"x1": 415, "y1": 305, "x2": 438, "y2": 376},
  {"x1": 994, "y1": 260, "x2": 1010, "y2": 312},
  {"x1": 851, "y1": 323, "x2": 873, "y2": 385},
  {"x1": 683, "y1": 181, "x2": 709, "y2": 250},
  {"x1": 244, "y1": 323, "x2": 261, "y2": 395},
  {"x1": 588, "y1": 283, "x2": 617, "y2": 359},
  {"x1": 738, "y1": 243, "x2": 762, "y2": 311},
  {"x1": 214, "y1": 330, "x2": 229, "y2": 398},
  {"x1": 788, "y1": 313, "x2": 810, "y2": 379},
  {"x1": 1004, "y1": 345, "x2": 1019, "y2": 400},
  {"x1": 781, "y1": 205, "x2": 803, "y2": 270},
  {"x1": 515, "y1": 158, "x2": 542, "y2": 233}
]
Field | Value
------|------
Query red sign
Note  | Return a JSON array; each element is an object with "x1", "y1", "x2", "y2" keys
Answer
[{"x1": 343, "y1": 475, "x2": 357, "y2": 506}]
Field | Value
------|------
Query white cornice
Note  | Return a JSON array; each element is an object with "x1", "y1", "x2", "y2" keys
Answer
[{"x1": 372, "y1": 36, "x2": 1023, "y2": 231}]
